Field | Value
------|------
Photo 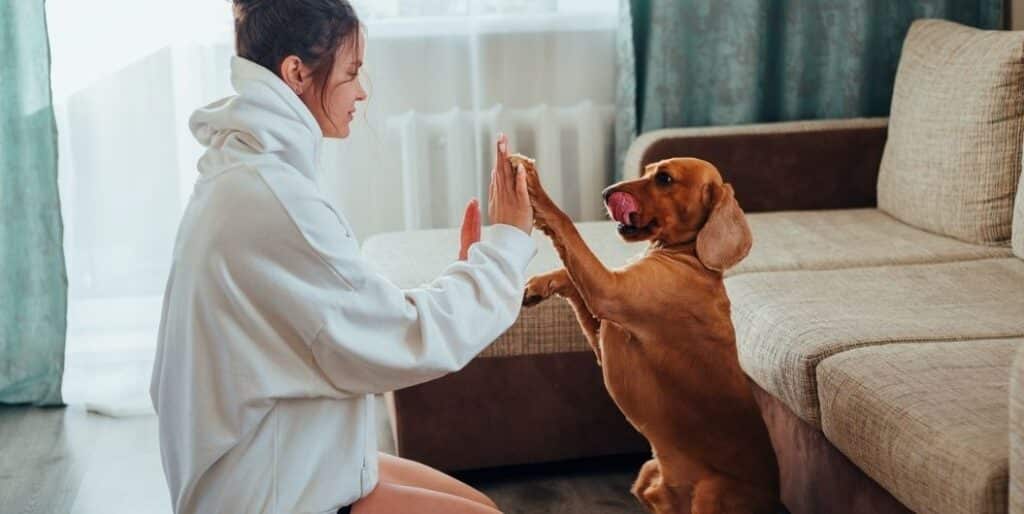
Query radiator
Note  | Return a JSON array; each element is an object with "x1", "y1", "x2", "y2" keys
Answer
[{"x1": 387, "y1": 101, "x2": 615, "y2": 230}]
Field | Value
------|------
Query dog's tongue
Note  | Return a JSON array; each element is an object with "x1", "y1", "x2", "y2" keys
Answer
[{"x1": 607, "y1": 192, "x2": 639, "y2": 226}]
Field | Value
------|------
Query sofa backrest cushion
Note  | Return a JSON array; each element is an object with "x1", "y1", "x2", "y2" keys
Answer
[{"x1": 877, "y1": 19, "x2": 1024, "y2": 244}]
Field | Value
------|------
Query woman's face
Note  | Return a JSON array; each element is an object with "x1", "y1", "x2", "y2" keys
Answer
[{"x1": 300, "y1": 32, "x2": 368, "y2": 139}]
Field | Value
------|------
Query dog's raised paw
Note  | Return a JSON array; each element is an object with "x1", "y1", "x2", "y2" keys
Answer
[
  {"x1": 522, "y1": 291, "x2": 545, "y2": 307},
  {"x1": 523, "y1": 275, "x2": 553, "y2": 307}
]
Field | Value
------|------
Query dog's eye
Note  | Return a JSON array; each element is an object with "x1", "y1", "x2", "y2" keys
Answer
[{"x1": 655, "y1": 172, "x2": 673, "y2": 186}]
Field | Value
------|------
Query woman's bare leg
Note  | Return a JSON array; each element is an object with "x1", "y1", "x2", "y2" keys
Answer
[
  {"x1": 352, "y1": 482, "x2": 500, "y2": 514},
  {"x1": 377, "y1": 452, "x2": 497, "y2": 509}
]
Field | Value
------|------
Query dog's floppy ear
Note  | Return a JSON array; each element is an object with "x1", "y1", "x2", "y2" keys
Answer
[{"x1": 696, "y1": 182, "x2": 752, "y2": 273}]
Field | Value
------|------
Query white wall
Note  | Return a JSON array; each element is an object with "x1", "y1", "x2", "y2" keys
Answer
[{"x1": 1013, "y1": 0, "x2": 1024, "y2": 29}]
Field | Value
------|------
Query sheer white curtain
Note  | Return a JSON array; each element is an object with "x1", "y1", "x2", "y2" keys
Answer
[{"x1": 49, "y1": 0, "x2": 618, "y2": 416}]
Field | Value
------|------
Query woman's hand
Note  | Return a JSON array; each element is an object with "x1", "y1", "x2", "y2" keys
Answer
[
  {"x1": 458, "y1": 198, "x2": 481, "y2": 261},
  {"x1": 488, "y1": 133, "x2": 533, "y2": 235}
]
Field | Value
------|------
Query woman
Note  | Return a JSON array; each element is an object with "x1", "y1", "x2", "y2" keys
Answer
[{"x1": 149, "y1": 1, "x2": 535, "y2": 513}]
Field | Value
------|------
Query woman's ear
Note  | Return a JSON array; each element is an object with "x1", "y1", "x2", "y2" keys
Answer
[
  {"x1": 279, "y1": 55, "x2": 310, "y2": 95},
  {"x1": 696, "y1": 182, "x2": 752, "y2": 273}
]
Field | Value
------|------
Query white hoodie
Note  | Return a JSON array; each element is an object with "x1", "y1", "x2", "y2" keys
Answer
[{"x1": 150, "y1": 56, "x2": 537, "y2": 514}]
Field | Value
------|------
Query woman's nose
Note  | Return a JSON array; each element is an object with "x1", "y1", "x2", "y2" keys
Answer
[{"x1": 357, "y1": 79, "x2": 369, "y2": 101}]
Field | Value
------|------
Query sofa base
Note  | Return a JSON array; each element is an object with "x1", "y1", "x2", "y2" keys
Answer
[
  {"x1": 751, "y1": 384, "x2": 911, "y2": 514},
  {"x1": 386, "y1": 351, "x2": 649, "y2": 471}
]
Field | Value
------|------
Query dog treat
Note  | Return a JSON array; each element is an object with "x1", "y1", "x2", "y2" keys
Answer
[{"x1": 507, "y1": 153, "x2": 535, "y2": 170}]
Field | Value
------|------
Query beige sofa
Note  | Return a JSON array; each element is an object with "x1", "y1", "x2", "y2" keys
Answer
[{"x1": 362, "y1": 20, "x2": 1024, "y2": 514}]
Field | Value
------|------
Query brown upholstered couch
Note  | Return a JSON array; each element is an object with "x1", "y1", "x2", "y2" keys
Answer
[{"x1": 361, "y1": 20, "x2": 1024, "y2": 514}]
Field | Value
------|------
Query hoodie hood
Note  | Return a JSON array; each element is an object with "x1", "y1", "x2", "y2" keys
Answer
[{"x1": 189, "y1": 56, "x2": 323, "y2": 182}]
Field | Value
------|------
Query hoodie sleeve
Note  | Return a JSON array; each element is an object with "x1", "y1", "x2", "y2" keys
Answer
[
  {"x1": 257, "y1": 173, "x2": 538, "y2": 396},
  {"x1": 312, "y1": 223, "x2": 536, "y2": 396}
]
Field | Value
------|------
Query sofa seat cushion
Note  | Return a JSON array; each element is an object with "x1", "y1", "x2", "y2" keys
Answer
[
  {"x1": 361, "y1": 212, "x2": 1013, "y2": 358},
  {"x1": 818, "y1": 339, "x2": 1024, "y2": 514},
  {"x1": 876, "y1": 19, "x2": 1024, "y2": 244},
  {"x1": 728, "y1": 258, "x2": 1024, "y2": 426},
  {"x1": 733, "y1": 208, "x2": 1011, "y2": 275}
]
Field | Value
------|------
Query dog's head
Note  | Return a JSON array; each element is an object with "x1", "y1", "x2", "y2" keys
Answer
[{"x1": 602, "y1": 157, "x2": 752, "y2": 272}]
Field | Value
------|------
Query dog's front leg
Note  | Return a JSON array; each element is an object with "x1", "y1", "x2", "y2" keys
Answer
[
  {"x1": 519, "y1": 162, "x2": 628, "y2": 323},
  {"x1": 524, "y1": 268, "x2": 602, "y2": 364}
]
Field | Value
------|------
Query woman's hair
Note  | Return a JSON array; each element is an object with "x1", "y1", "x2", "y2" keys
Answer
[{"x1": 233, "y1": 0, "x2": 362, "y2": 118}]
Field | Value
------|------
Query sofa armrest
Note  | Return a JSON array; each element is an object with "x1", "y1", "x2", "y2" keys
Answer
[
  {"x1": 1011, "y1": 347, "x2": 1024, "y2": 513},
  {"x1": 622, "y1": 118, "x2": 889, "y2": 212}
]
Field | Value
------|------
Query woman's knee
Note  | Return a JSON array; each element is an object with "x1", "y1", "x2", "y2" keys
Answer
[
  {"x1": 377, "y1": 453, "x2": 497, "y2": 509},
  {"x1": 352, "y1": 481, "x2": 502, "y2": 514}
]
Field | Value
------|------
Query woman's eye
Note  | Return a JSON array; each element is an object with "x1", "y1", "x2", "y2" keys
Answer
[{"x1": 655, "y1": 172, "x2": 673, "y2": 186}]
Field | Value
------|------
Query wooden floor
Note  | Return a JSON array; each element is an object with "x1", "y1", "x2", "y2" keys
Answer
[
  {"x1": 0, "y1": 404, "x2": 647, "y2": 514},
  {"x1": 456, "y1": 456, "x2": 648, "y2": 514}
]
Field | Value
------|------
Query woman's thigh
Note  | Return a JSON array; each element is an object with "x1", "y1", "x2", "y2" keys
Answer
[
  {"x1": 377, "y1": 452, "x2": 496, "y2": 509},
  {"x1": 352, "y1": 481, "x2": 501, "y2": 514}
]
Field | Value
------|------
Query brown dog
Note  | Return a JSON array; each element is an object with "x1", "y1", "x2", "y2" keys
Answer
[{"x1": 514, "y1": 155, "x2": 781, "y2": 514}]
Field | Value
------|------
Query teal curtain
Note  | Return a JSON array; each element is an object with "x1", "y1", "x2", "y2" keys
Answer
[
  {"x1": 1, "y1": 0, "x2": 68, "y2": 406},
  {"x1": 615, "y1": 0, "x2": 1006, "y2": 179}
]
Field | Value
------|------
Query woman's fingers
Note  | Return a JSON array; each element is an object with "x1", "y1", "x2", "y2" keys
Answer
[
  {"x1": 515, "y1": 164, "x2": 533, "y2": 230},
  {"x1": 496, "y1": 134, "x2": 511, "y2": 195},
  {"x1": 494, "y1": 134, "x2": 507, "y2": 193},
  {"x1": 493, "y1": 133, "x2": 506, "y2": 173},
  {"x1": 491, "y1": 133, "x2": 507, "y2": 224},
  {"x1": 499, "y1": 137, "x2": 515, "y2": 192},
  {"x1": 515, "y1": 163, "x2": 528, "y2": 199},
  {"x1": 488, "y1": 165, "x2": 497, "y2": 223},
  {"x1": 458, "y1": 198, "x2": 481, "y2": 261},
  {"x1": 488, "y1": 132, "x2": 532, "y2": 234}
]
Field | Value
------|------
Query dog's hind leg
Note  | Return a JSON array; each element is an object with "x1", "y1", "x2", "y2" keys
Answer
[
  {"x1": 630, "y1": 458, "x2": 661, "y2": 512},
  {"x1": 524, "y1": 268, "x2": 601, "y2": 363},
  {"x1": 631, "y1": 458, "x2": 692, "y2": 514}
]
